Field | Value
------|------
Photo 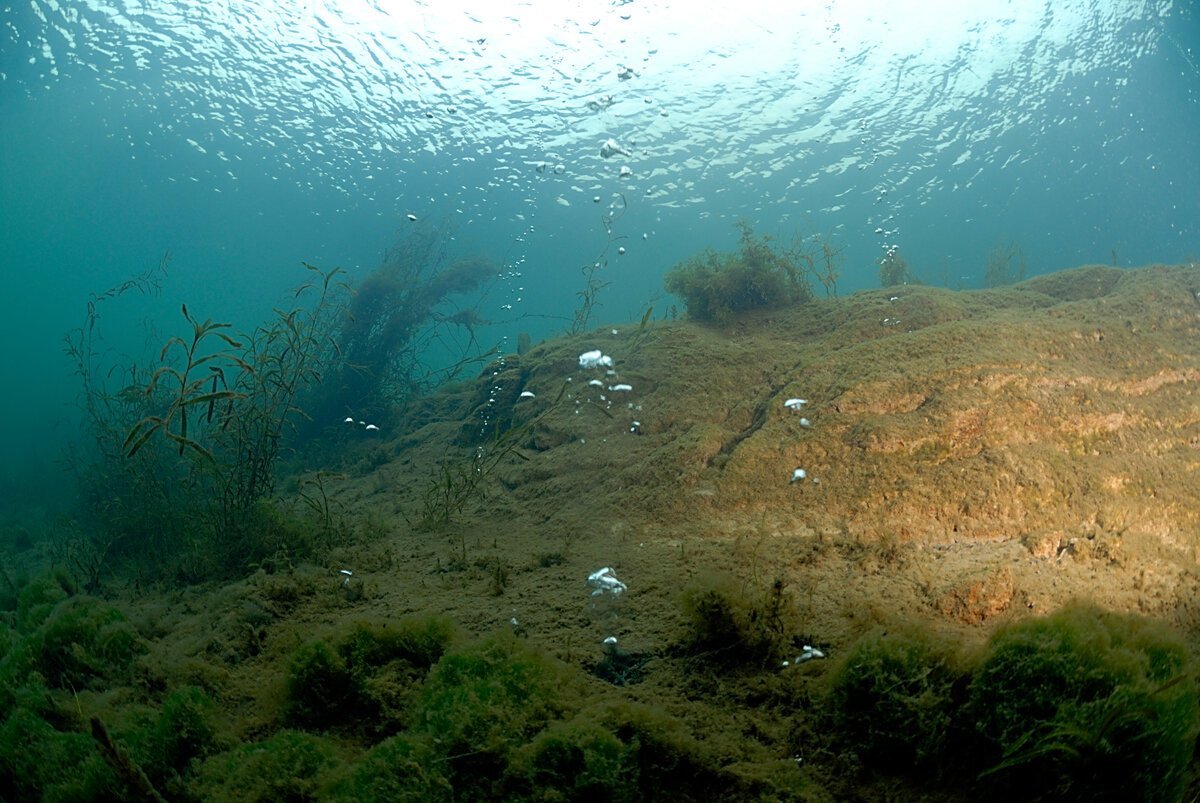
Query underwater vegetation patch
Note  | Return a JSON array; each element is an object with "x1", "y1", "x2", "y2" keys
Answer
[
  {"x1": 286, "y1": 616, "x2": 456, "y2": 733},
  {"x1": 67, "y1": 262, "x2": 349, "y2": 584},
  {"x1": 679, "y1": 570, "x2": 804, "y2": 667},
  {"x1": 825, "y1": 627, "x2": 966, "y2": 772},
  {"x1": 969, "y1": 603, "x2": 1198, "y2": 802},
  {"x1": 664, "y1": 221, "x2": 818, "y2": 323},
  {"x1": 192, "y1": 729, "x2": 343, "y2": 803}
]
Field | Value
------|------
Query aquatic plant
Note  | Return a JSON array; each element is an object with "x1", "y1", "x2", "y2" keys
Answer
[
  {"x1": 411, "y1": 631, "x2": 575, "y2": 796},
  {"x1": 416, "y1": 380, "x2": 567, "y2": 532},
  {"x1": 815, "y1": 237, "x2": 845, "y2": 297},
  {"x1": 968, "y1": 603, "x2": 1198, "y2": 802},
  {"x1": 192, "y1": 730, "x2": 342, "y2": 803},
  {"x1": 331, "y1": 734, "x2": 452, "y2": 801},
  {"x1": 826, "y1": 628, "x2": 965, "y2": 772},
  {"x1": 664, "y1": 221, "x2": 815, "y2": 323},
  {"x1": 679, "y1": 571, "x2": 800, "y2": 667},
  {"x1": 70, "y1": 263, "x2": 347, "y2": 581},
  {"x1": 877, "y1": 245, "x2": 910, "y2": 286},
  {"x1": 303, "y1": 220, "x2": 499, "y2": 436},
  {"x1": 569, "y1": 194, "x2": 628, "y2": 335},
  {"x1": 983, "y1": 241, "x2": 1026, "y2": 287},
  {"x1": 507, "y1": 717, "x2": 624, "y2": 798},
  {"x1": 286, "y1": 616, "x2": 456, "y2": 732},
  {"x1": 146, "y1": 685, "x2": 219, "y2": 782}
]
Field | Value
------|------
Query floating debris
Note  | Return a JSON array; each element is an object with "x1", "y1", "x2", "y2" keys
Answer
[
  {"x1": 619, "y1": 165, "x2": 633, "y2": 178},
  {"x1": 518, "y1": 390, "x2": 536, "y2": 399},
  {"x1": 579, "y1": 350, "x2": 614, "y2": 369},
  {"x1": 588, "y1": 566, "x2": 627, "y2": 596},
  {"x1": 406, "y1": 213, "x2": 418, "y2": 221},
  {"x1": 343, "y1": 417, "x2": 354, "y2": 423},
  {"x1": 608, "y1": 383, "x2": 632, "y2": 392},
  {"x1": 365, "y1": 423, "x2": 380, "y2": 431},
  {"x1": 617, "y1": 246, "x2": 626, "y2": 255}
]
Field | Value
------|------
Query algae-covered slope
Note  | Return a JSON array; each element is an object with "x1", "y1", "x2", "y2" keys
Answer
[
  {"x1": 398, "y1": 263, "x2": 1200, "y2": 551},
  {"x1": 347, "y1": 261, "x2": 1200, "y2": 646},
  {"x1": 8, "y1": 263, "x2": 1200, "y2": 802}
]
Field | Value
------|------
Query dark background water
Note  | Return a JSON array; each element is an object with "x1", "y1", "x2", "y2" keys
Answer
[{"x1": 1, "y1": 0, "x2": 1197, "y2": 514}]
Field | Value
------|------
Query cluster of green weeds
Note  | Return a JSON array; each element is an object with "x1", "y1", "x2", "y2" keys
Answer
[
  {"x1": 664, "y1": 221, "x2": 818, "y2": 323},
  {"x1": 301, "y1": 221, "x2": 500, "y2": 440},
  {"x1": 0, "y1": 571, "x2": 223, "y2": 800},
  {"x1": 680, "y1": 570, "x2": 806, "y2": 668},
  {"x1": 821, "y1": 603, "x2": 1199, "y2": 801},
  {"x1": 158, "y1": 627, "x2": 806, "y2": 802},
  {"x1": 983, "y1": 241, "x2": 1027, "y2": 287},
  {"x1": 66, "y1": 261, "x2": 348, "y2": 584}
]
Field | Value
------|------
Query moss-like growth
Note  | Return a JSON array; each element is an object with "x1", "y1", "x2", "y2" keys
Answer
[
  {"x1": 148, "y1": 685, "x2": 219, "y2": 781},
  {"x1": 968, "y1": 603, "x2": 1198, "y2": 802},
  {"x1": 331, "y1": 734, "x2": 452, "y2": 802},
  {"x1": 877, "y1": 247, "x2": 911, "y2": 287},
  {"x1": 286, "y1": 616, "x2": 457, "y2": 731},
  {"x1": 411, "y1": 631, "x2": 574, "y2": 796},
  {"x1": 192, "y1": 729, "x2": 342, "y2": 803},
  {"x1": 506, "y1": 701, "x2": 732, "y2": 801},
  {"x1": 0, "y1": 705, "x2": 122, "y2": 801},
  {"x1": 13, "y1": 570, "x2": 75, "y2": 631},
  {"x1": 679, "y1": 572, "x2": 799, "y2": 666},
  {"x1": 665, "y1": 222, "x2": 814, "y2": 323},
  {"x1": 340, "y1": 616, "x2": 456, "y2": 671},
  {"x1": 826, "y1": 628, "x2": 965, "y2": 772},
  {"x1": 286, "y1": 640, "x2": 360, "y2": 729},
  {"x1": 1, "y1": 594, "x2": 144, "y2": 712},
  {"x1": 25, "y1": 597, "x2": 144, "y2": 690},
  {"x1": 508, "y1": 717, "x2": 624, "y2": 799}
]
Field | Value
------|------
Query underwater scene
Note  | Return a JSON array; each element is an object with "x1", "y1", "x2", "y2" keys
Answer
[{"x1": 2, "y1": 1, "x2": 1200, "y2": 800}]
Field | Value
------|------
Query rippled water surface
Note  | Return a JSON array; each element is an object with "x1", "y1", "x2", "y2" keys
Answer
[{"x1": 1, "y1": 0, "x2": 1197, "y2": 477}]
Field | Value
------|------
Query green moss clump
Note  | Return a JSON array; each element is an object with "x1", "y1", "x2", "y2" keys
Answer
[
  {"x1": 286, "y1": 640, "x2": 359, "y2": 729},
  {"x1": 411, "y1": 631, "x2": 574, "y2": 796},
  {"x1": 826, "y1": 628, "x2": 965, "y2": 772},
  {"x1": 0, "y1": 704, "x2": 121, "y2": 801},
  {"x1": 665, "y1": 222, "x2": 814, "y2": 323},
  {"x1": 192, "y1": 729, "x2": 342, "y2": 803},
  {"x1": 679, "y1": 572, "x2": 798, "y2": 666},
  {"x1": 331, "y1": 734, "x2": 452, "y2": 802},
  {"x1": 1, "y1": 591, "x2": 144, "y2": 714},
  {"x1": 285, "y1": 616, "x2": 457, "y2": 731},
  {"x1": 27, "y1": 597, "x2": 145, "y2": 689},
  {"x1": 968, "y1": 603, "x2": 1198, "y2": 802},
  {"x1": 14, "y1": 570, "x2": 75, "y2": 631},
  {"x1": 508, "y1": 717, "x2": 624, "y2": 800},
  {"x1": 148, "y1": 685, "x2": 219, "y2": 780},
  {"x1": 340, "y1": 616, "x2": 455, "y2": 670}
]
